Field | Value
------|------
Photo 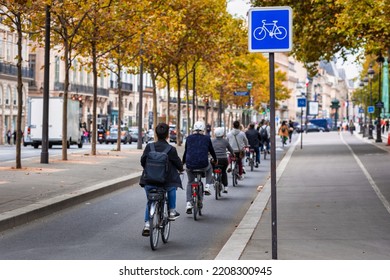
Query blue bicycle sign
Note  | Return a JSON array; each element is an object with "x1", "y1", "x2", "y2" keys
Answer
[
  {"x1": 248, "y1": 6, "x2": 293, "y2": 53},
  {"x1": 253, "y1": 20, "x2": 287, "y2": 41}
]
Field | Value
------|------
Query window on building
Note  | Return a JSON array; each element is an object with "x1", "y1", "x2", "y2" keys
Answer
[
  {"x1": 6, "y1": 86, "x2": 11, "y2": 105},
  {"x1": 6, "y1": 34, "x2": 12, "y2": 61},
  {"x1": 73, "y1": 60, "x2": 77, "y2": 83},
  {"x1": 0, "y1": 86, "x2": 2, "y2": 105},
  {"x1": 80, "y1": 67, "x2": 85, "y2": 85},
  {"x1": 100, "y1": 73, "x2": 104, "y2": 88},
  {"x1": 13, "y1": 88, "x2": 17, "y2": 105},
  {"x1": 55, "y1": 56, "x2": 60, "y2": 83},
  {"x1": 129, "y1": 102, "x2": 133, "y2": 111},
  {"x1": 0, "y1": 37, "x2": 3, "y2": 60}
]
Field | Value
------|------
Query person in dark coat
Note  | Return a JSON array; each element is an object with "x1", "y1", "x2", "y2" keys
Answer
[
  {"x1": 139, "y1": 123, "x2": 184, "y2": 236},
  {"x1": 245, "y1": 123, "x2": 261, "y2": 167}
]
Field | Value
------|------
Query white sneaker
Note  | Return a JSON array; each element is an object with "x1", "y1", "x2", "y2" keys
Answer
[
  {"x1": 223, "y1": 186, "x2": 228, "y2": 193},
  {"x1": 142, "y1": 221, "x2": 150, "y2": 237},
  {"x1": 186, "y1": 201, "x2": 193, "y2": 214},
  {"x1": 204, "y1": 184, "x2": 211, "y2": 195}
]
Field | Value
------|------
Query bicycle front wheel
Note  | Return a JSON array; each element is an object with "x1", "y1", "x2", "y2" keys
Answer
[
  {"x1": 161, "y1": 200, "x2": 170, "y2": 243},
  {"x1": 149, "y1": 201, "x2": 160, "y2": 250}
]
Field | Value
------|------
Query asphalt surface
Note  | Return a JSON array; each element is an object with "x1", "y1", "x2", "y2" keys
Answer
[{"x1": 1, "y1": 129, "x2": 390, "y2": 259}]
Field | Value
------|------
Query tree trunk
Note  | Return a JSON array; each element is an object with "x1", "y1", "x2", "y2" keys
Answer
[
  {"x1": 15, "y1": 14, "x2": 23, "y2": 169},
  {"x1": 175, "y1": 64, "x2": 182, "y2": 146},
  {"x1": 91, "y1": 41, "x2": 98, "y2": 155},
  {"x1": 62, "y1": 42, "x2": 70, "y2": 161}
]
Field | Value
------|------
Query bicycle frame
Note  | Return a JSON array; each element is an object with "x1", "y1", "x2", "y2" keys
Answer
[
  {"x1": 191, "y1": 171, "x2": 204, "y2": 220},
  {"x1": 213, "y1": 166, "x2": 223, "y2": 199}
]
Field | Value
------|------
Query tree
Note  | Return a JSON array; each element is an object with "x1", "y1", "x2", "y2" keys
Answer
[
  {"x1": 251, "y1": 0, "x2": 390, "y2": 74},
  {"x1": 0, "y1": 0, "x2": 36, "y2": 169},
  {"x1": 48, "y1": 0, "x2": 91, "y2": 160}
]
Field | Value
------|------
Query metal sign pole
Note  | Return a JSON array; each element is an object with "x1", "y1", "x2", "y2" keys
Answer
[
  {"x1": 269, "y1": 53, "x2": 277, "y2": 260},
  {"x1": 248, "y1": 6, "x2": 292, "y2": 261}
]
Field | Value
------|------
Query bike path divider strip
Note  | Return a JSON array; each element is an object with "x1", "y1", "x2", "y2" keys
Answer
[
  {"x1": 215, "y1": 139, "x2": 298, "y2": 260},
  {"x1": 0, "y1": 171, "x2": 142, "y2": 233}
]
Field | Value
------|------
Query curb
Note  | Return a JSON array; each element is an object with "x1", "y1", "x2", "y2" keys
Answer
[
  {"x1": 0, "y1": 172, "x2": 142, "y2": 233},
  {"x1": 214, "y1": 139, "x2": 298, "y2": 260}
]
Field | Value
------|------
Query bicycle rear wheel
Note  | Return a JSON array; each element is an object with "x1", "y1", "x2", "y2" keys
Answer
[
  {"x1": 250, "y1": 159, "x2": 254, "y2": 171},
  {"x1": 149, "y1": 201, "x2": 160, "y2": 250},
  {"x1": 214, "y1": 180, "x2": 221, "y2": 200},
  {"x1": 198, "y1": 183, "x2": 203, "y2": 216},
  {"x1": 161, "y1": 200, "x2": 170, "y2": 243},
  {"x1": 193, "y1": 187, "x2": 199, "y2": 221}
]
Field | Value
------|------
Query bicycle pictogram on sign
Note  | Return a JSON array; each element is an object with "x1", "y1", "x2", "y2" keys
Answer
[{"x1": 253, "y1": 20, "x2": 287, "y2": 41}]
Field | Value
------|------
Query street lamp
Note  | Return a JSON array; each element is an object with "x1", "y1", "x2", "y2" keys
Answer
[
  {"x1": 362, "y1": 76, "x2": 369, "y2": 137},
  {"x1": 375, "y1": 54, "x2": 385, "y2": 143},
  {"x1": 367, "y1": 65, "x2": 375, "y2": 139}
]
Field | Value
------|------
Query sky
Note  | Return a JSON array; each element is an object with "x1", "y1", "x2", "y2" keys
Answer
[{"x1": 226, "y1": 0, "x2": 361, "y2": 80}]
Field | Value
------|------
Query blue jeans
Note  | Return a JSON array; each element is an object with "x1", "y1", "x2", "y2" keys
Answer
[{"x1": 144, "y1": 185, "x2": 176, "y2": 222}]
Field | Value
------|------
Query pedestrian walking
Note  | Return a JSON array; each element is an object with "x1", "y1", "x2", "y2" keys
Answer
[{"x1": 6, "y1": 129, "x2": 11, "y2": 145}]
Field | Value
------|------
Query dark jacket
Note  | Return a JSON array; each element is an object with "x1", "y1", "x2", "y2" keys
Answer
[
  {"x1": 182, "y1": 133, "x2": 217, "y2": 169},
  {"x1": 245, "y1": 128, "x2": 261, "y2": 148},
  {"x1": 139, "y1": 139, "x2": 183, "y2": 188}
]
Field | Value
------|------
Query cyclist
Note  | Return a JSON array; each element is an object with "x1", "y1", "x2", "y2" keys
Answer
[
  {"x1": 245, "y1": 122, "x2": 261, "y2": 168},
  {"x1": 139, "y1": 123, "x2": 184, "y2": 237},
  {"x1": 183, "y1": 121, "x2": 217, "y2": 214},
  {"x1": 227, "y1": 120, "x2": 248, "y2": 180},
  {"x1": 258, "y1": 120, "x2": 270, "y2": 155},
  {"x1": 212, "y1": 127, "x2": 235, "y2": 193}
]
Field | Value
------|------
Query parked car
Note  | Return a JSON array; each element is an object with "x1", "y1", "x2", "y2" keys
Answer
[
  {"x1": 145, "y1": 129, "x2": 154, "y2": 143},
  {"x1": 129, "y1": 126, "x2": 146, "y2": 143},
  {"x1": 308, "y1": 118, "x2": 331, "y2": 132},
  {"x1": 169, "y1": 125, "x2": 178, "y2": 143},
  {"x1": 296, "y1": 123, "x2": 325, "y2": 133},
  {"x1": 105, "y1": 126, "x2": 131, "y2": 144}
]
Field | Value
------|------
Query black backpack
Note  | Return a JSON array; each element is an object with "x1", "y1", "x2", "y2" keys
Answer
[
  {"x1": 143, "y1": 143, "x2": 172, "y2": 185},
  {"x1": 259, "y1": 126, "x2": 268, "y2": 141}
]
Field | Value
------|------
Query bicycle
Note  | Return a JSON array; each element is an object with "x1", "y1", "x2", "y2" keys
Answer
[
  {"x1": 229, "y1": 154, "x2": 239, "y2": 187},
  {"x1": 189, "y1": 169, "x2": 205, "y2": 220},
  {"x1": 212, "y1": 165, "x2": 223, "y2": 200},
  {"x1": 253, "y1": 20, "x2": 287, "y2": 41},
  {"x1": 147, "y1": 188, "x2": 171, "y2": 250},
  {"x1": 246, "y1": 148, "x2": 255, "y2": 171}
]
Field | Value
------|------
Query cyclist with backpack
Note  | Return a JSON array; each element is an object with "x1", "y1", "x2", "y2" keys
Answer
[
  {"x1": 212, "y1": 127, "x2": 235, "y2": 193},
  {"x1": 227, "y1": 120, "x2": 249, "y2": 180},
  {"x1": 245, "y1": 122, "x2": 261, "y2": 168},
  {"x1": 258, "y1": 120, "x2": 270, "y2": 155},
  {"x1": 183, "y1": 121, "x2": 218, "y2": 214},
  {"x1": 139, "y1": 123, "x2": 184, "y2": 237}
]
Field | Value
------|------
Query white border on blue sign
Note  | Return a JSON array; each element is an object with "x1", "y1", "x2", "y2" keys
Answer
[{"x1": 248, "y1": 6, "x2": 293, "y2": 53}]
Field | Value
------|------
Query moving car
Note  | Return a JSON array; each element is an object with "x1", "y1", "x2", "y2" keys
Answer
[
  {"x1": 145, "y1": 129, "x2": 154, "y2": 143},
  {"x1": 105, "y1": 126, "x2": 131, "y2": 144},
  {"x1": 308, "y1": 118, "x2": 331, "y2": 132},
  {"x1": 169, "y1": 125, "x2": 178, "y2": 143},
  {"x1": 129, "y1": 126, "x2": 146, "y2": 143},
  {"x1": 23, "y1": 125, "x2": 33, "y2": 147},
  {"x1": 97, "y1": 128, "x2": 106, "y2": 144},
  {"x1": 296, "y1": 123, "x2": 325, "y2": 133}
]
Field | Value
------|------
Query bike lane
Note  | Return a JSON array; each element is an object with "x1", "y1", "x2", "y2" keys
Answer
[{"x1": 238, "y1": 131, "x2": 390, "y2": 260}]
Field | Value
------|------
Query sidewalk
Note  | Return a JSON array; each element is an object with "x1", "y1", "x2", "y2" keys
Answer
[
  {"x1": 219, "y1": 130, "x2": 390, "y2": 260},
  {"x1": 0, "y1": 147, "x2": 146, "y2": 232}
]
